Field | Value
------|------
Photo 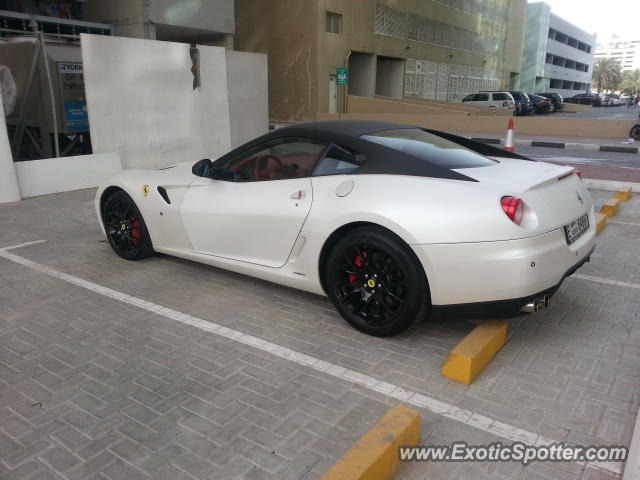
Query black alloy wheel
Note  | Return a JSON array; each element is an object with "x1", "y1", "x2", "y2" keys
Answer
[
  {"x1": 103, "y1": 190, "x2": 153, "y2": 260},
  {"x1": 630, "y1": 124, "x2": 640, "y2": 141},
  {"x1": 325, "y1": 227, "x2": 430, "y2": 337}
]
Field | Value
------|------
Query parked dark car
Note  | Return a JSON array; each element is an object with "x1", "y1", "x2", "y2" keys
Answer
[
  {"x1": 529, "y1": 94, "x2": 553, "y2": 114},
  {"x1": 566, "y1": 93, "x2": 602, "y2": 106},
  {"x1": 536, "y1": 92, "x2": 564, "y2": 111},
  {"x1": 508, "y1": 91, "x2": 533, "y2": 115}
]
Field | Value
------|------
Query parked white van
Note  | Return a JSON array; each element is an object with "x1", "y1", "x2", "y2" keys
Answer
[{"x1": 461, "y1": 91, "x2": 516, "y2": 111}]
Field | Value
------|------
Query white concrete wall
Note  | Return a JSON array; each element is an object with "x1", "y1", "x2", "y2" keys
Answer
[
  {"x1": 14, "y1": 152, "x2": 122, "y2": 198},
  {"x1": 81, "y1": 34, "x2": 232, "y2": 169},
  {"x1": 226, "y1": 50, "x2": 268, "y2": 148},
  {"x1": 0, "y1": 87, "x2": 21, "y2": 203}
]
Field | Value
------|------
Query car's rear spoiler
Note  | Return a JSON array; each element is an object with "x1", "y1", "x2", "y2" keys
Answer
[{"x1": 423, "y1": 129, "x2": 534, "y2": 161}]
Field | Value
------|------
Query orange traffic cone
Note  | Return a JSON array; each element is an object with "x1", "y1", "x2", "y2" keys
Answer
[{"x1": 504, "y1": 119, "x2": 515, "y2": 152}]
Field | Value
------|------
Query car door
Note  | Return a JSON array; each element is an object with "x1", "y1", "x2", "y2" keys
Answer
[
  {"x1": 180, "y1": 137, "x2": 328, "y2": 268},
  {"x1": 491, "y1": 92, "x2": 508, "y2": 109},
  {"x1": 461, "y1": 94, "x2": 477, "y2": 105},
  {"x1": 475, "y1": 93, "x2": 489, "y2": 107}
]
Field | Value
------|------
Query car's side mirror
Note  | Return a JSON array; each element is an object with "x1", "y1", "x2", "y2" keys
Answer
[
  {"x1": 192, "y1": 158, "x2": 213, "y2": 177},
  {"x1": 192, "y1": 159, "x2": 226, "y2": 179}
]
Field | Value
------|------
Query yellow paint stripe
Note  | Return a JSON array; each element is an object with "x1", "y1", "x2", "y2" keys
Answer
[
  {"x1": 600, "y1": 198, "x2": 620, "y2": 217},
  {"x1": 615, "y1": 186, "x2": 632, "y2": 202},
  {"x1": 441, "y1": 320, "x2": 507, "y2": 385},
  {"x1": 320, "y1": 406, "x2": 420, "y2": 480},
  {"x1": 596, "y1": 213, "x2": 607, "y2": 234}
]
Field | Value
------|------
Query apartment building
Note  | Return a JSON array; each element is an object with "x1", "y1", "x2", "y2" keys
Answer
[
  {"x1": 235, "y1": 0, "x2": 526, "y2": 121},
  {"x1": 520, "y1": 2, "x2": 596, "y2": 97},
  {"x1": 595, "y1": 37, "x2": 640, "y2": 72}
]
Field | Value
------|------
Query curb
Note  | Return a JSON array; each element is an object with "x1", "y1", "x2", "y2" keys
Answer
[
  {"x1": 594, "y1": 186, "x2": 633, "y2": 236},
  {"x1": 320, "y1": 405, "x2": 420, "y2": 480},
  {"x1": 624, "y1": 407, "x2": 640, "y2": 479},
  {"x1": 584, "y1": 179, "x2": 640, "y2": 193},
  {"x1": 470, "y1": 137, "x2": 639, "y2": 154},
  {"x1": 441, "y1": 320, "x2": 507, "y2": 385}
]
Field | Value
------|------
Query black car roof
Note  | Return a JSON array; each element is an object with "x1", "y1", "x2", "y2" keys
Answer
[
  {"x1": 210, "y1": 120, "x2": 530, "y2": 182},
  {"x1": 278, "y1": 120, "x2": 413, "y2": 137}
]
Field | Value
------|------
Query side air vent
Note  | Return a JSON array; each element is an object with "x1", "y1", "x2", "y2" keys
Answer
[{"x1": 157, "y1": 186, "x2": 171, "y2": 204}]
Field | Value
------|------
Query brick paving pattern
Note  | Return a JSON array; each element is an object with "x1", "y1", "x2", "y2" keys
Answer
[{"x1": 0, "y1": 187, "x2": 638, "y2": 479}]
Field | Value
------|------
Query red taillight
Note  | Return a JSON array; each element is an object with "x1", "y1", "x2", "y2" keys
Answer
[
  {"x1": 502, "y1": 101, "x2": 508, "y2": 107},
  {"x1": 575, "y1": 170, "x2": 582, "y2": 179},
  {"x1": 501, "y1": 196, "x2": 523, "y2": 225}
]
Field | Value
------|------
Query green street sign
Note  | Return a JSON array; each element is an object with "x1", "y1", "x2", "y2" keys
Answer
[{"x1": 336, "y1": 67, "x2": 349, "y2": 86}]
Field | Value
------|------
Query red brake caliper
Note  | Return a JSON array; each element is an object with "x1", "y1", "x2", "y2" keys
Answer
[
  {"x1": 131, "y1": 218, "x2": 140, "y2": 244},
  {"x1": 349, "y1": 254, "x2": 363, "y2": 284}
]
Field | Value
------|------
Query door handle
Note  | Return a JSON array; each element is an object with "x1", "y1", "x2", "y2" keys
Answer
[{"x1": 290, "y1": 190, "x2": 303, "y2": 200}]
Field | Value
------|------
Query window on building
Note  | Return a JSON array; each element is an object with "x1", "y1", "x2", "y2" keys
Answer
[{"x1": 326, "y1": 12, "x2": 342, "y2": 34}]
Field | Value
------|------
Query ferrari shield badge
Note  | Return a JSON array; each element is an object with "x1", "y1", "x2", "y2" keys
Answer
[{"x1": 142, "y1": 185, "x2": 149, "y2": 197}]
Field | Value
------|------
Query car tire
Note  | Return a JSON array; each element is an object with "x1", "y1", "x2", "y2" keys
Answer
[
  {"x1": 102, "y1": 190, "x2": 154, "y2": 261},
  {"x1": 630, "y1": 125, "x2": 640, "y2": 141},
  {"x1": 325, "y1": 227, "x2": 430, "y2": 337}
]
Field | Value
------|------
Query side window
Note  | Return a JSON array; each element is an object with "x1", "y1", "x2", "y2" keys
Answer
[
  {"x1": 493, "y1": 93, "x2": 507, "y2": 100},
  {"x1": 477, "y1": 93, "x2": 489, "y2": 101},
  {"x1": 462, "y1": 94, "x2": 475, "y2": 102},
  {"x1": 224, "y1": 138, "x2": 327, "y2": 181},
  {"x1": 313, "y1": 144, "x2": 366, "y2": 176}
]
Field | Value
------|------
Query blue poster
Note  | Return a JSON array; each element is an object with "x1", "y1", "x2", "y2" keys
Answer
[{"x1": 63, "y1": 100, "x2": 89, "y2": 132}]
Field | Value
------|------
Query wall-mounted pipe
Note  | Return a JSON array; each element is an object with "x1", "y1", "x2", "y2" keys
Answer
[{"x1": 38, "y1": 28, "x2": 60, "y2": 158}]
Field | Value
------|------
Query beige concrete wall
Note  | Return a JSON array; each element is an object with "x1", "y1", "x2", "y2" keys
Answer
[
  {"x1": 374, "y1": 95, "x2": 514, "y2": 116},
  {"x1": 235, "y1": 0, "x2": 319, "y2": 121},
  {"x1": 347, "y1": 95, "x2": 467, "y2": 116},
  {"x1": 316, "y1": 113, "x2": 634, "y2": 138}
]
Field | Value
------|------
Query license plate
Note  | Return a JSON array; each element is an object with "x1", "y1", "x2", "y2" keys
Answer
[{"x1": 564, "y1": 213, "x2": 589, "y2": 245}]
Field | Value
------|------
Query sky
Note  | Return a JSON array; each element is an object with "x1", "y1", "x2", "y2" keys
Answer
[{"x1": 529, "y1": 0, "x2": 638, "y2": 42}]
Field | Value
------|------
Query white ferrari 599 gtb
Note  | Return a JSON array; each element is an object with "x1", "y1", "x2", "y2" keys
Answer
[{"x1": 96, "y1": 120, "x2": 595, "y2": 336}]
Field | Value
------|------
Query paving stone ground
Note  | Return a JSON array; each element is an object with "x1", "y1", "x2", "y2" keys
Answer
[{"x1": 0, "y1": 187, "x2": 638, "y2": 479}]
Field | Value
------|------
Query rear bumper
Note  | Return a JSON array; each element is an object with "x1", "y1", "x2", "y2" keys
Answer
[
  {"x1": 413, "y1": 217, "x2": 596, "y2": 312},
  {"x1": 430, "y1": 245, "x2": 594, "y2": 319}
]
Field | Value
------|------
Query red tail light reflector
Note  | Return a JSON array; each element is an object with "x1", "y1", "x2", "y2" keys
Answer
[{"x1": 501, "y1": 196, "x2": 523, "y2": 225}]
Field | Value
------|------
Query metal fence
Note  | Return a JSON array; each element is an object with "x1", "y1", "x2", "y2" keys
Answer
[
  {"x1": 375, "y1": 4, "x2": 505, "y2": 57},
  {"x1": 404, "y1": 59, "x2": 501, "y2": 102},
  {"x1": 432, "y1": 0, "x2": 508, "y2": 24}
]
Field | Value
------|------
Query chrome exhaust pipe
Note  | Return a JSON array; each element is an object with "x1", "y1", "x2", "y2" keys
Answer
[{"x1": 521, "y1": 295, "x2": 550, "y2": 313}]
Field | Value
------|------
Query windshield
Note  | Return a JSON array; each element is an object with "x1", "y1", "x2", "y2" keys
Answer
[{"x1": 361, "y1": 129, "x2": 498, "y2": 169}]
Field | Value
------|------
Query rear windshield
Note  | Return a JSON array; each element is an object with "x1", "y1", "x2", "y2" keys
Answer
[{"x1": 361, "y1": 129, "x2": 497, "y2": 169}]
